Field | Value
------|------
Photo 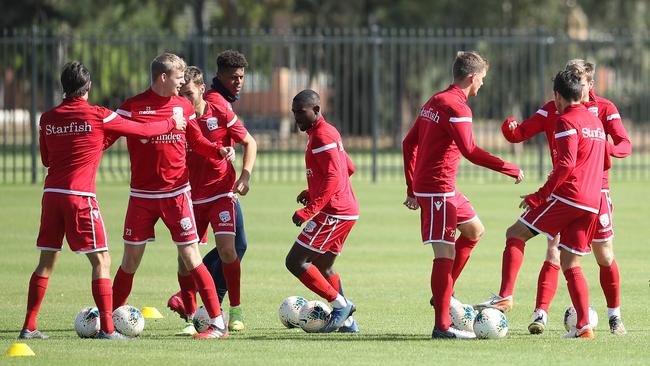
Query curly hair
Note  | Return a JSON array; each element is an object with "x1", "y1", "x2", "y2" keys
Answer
[{"x1": 217, "y1": 50, "x2": 248, "y2": 73}]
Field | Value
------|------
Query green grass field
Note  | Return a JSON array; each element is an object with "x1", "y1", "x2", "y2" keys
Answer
[{"x1": 1, "y1": 180, "x2": 648, "y2": 365}]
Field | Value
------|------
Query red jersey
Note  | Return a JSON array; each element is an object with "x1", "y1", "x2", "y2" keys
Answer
[
  {"x1": 403, "y1": 85, "x2": 521, "y2": 197},
  {"x1": 525, "y1": 104, "x2": 606, "y2": 212},
  {"x1": 187, "y1": 101, "x2": 248, "y2": 203},
  {"x1": 40, "y1": 97, "x2": 175, "y2": 197},
  {"x1": 203, "y1": 89, "x2": 238, "y2": 147},
  {"x1": 502, "y1": 100, "x2": 559, "y2": 161},
  {"x1": 294, "y1": 116, "x2": 359, "y2": 221},
  {"x1": 116, "y1": 88, "x2": 222, "y2": 198}
]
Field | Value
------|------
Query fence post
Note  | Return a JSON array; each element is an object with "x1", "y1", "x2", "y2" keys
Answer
[
  {"x1": 30, "y1": 25, "x2": 38, "y2": 184},
  {"x1": 370, "y1": 26, "x2": 380, "y2": 183},
  {"x1": 536, "y1": 28, "x2": 548, "y2": 181}
]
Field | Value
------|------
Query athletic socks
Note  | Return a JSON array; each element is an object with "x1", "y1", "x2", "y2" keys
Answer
[
  {"x1": 599, "y1": 259, "x2": 620, "y2": 309},
  {"x1": 326, "y1": 272, "x2": 343, "y2": 295},
  {"x1": 499, "y1": 237, "x2": 526, "y2": 297},
  {"x1": 177, "y1": 273, "x2": 197, "y2": 317},
  {"x1": 92, "y1": 278, "x2": 115, "y2": 333},
  {"x1": 112, "y1": 266, "x2": 135, "y2": 311},
  {"x1": 451, "y1": 235, "x2": 478, "y2": 284},
  {"x1": 190, "y1": 264, "x2": 222, "y2": 318},
  {"x1": 297, "y1": 265, "x2": 339, "y2": 303},
  {"x1": 22, "y1": 273, "x2": 49, "y2": 330},
  {"x1": 535, "y1": 261, "x2": 560, "y2": 312},
  {"x1": 431, "y1": 258, "x2": 454, "y2": 331},
  {"x1": 564, "y1": 266, "x2": 591, "y2": 329},
  {"x1": 222, "y1": 258, "x2": 241, "y2": 307}
]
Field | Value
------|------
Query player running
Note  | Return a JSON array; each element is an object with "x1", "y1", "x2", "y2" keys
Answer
[
  {"x1": 110, "y1": 53, "x2": 232, "y2": 339},
  {"x1": 20, "y1": 61, "x2": 186, "y2": 340},
  {"x1": 477, "y1": 69, "x2": 608, "y2": 339},
  {"x1": 169, "y1": 65, "x2": 257, "y2": 335},
  {"x1": 402, "y1": 51, "x2": 523, "y2": 339},
  {"x1": 285, "y1": 89, "x2": 359, "y2": 333},
  {"x1": 497, "y1": 60, "x2": 630, "y2": 335}
]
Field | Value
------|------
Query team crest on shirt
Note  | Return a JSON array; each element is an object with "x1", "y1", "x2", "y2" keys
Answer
[
  {"x1": 180, "y1": 217, "x2": 193, "y2": 231},
  {"x1": 219, "y1": 211, "x2": 231, "y2": 222},
  {"x1": 588, "y1": 107, "x2": 599, "y2": 116},
  {"x1": 206, "y1": 117, "x2": 218, "y2": 131},
  {"x1": 304, "y1": 221, "x2": 317, "y2": 233},
  {"x1": 599, "y1": 213, "x2": 610, "y2": 228}
]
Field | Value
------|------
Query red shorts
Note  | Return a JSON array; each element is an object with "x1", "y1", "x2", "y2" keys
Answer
[
  {"x1": 123, "y1": 191, "x2": 198, "y2": 245},
  {"x1": 592, "y1": 190, "x2": 614, "y2": 243},
  {"x1": 37, "y1": 192, "x2": 108, "y2": 253},
  {"x1": 519, "y1": 196, "x2": 598, "y2": 256},
  {"x1": 296, "y1": 212, "x2": 356, "y2": 255},
  {"x1": 193, "y1": 193, "x2": 237, "y2": 245},
  {"x1": 415, "y1": 192, "x2": 478, "y2": 245}
]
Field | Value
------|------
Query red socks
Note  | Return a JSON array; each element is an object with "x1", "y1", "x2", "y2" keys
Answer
[
  {"x1": 92, "y1": 278, "x2": 115, "y2": 333},
  {"x1": 431, "y1": 258, "x2": 454, "y2": 330},
  {"x1": 112, "y1": 266, "x2": 135, "y2": 311},
  {"x1": 535, "y1": 261, "x2": 560, "y2": 312},
  {"x1": 326, "y1": 272, "x2": 343, "y2": 295},
  {"x1": 222, "y1": 258, "x2": 241, "y2": 307},
  {"x1": 177, "y1": 274, "x2": 197, "y2": 317},
  {"x1": 451, "y1": 235, "x2": 478, "y2": 284},
  {"x1": 564, "y1": 266, "x2": 591, "y2": 329},
  {"x1": 298, "y1": 265, "x2": 338, "y2": 302},
  {"x1": 499, "y1": 237, "x2": 526, "y2": 297},
  {"x1": 599, "y1": 259, "x2": 620, "y2": 308},
  {"x1": 22, "y1": 273, "x2": 49, "y2": 330},
  {"x1": 190, "y1": 264, "x2": 222, "y2": 318}
]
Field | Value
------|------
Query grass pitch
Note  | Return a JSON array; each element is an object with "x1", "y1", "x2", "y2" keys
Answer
[{"x1": 1, "y1": 180, "x2": 648, "y2": 365}]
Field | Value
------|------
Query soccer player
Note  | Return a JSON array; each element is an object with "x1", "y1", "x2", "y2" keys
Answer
[
  {"x1": 500, "y1": 60, "x2": 630, "y2": 335},
  {"x1": 111, "y1": 53, "x2": 232, "y2": 339},
  {"x1": 402, "y1": 51, "x2": 523, "y2": 339},
  {"x1": 477, "y1": 69, "x2": 607, "y2": 338},
  {"x1": 167, "y1": 50, "x2": 254, "y2": 332},
  {"x1": 20, "y1": 61, "x2": 186, "y2": 340},
  {"x1": 285, "y1": 89, "x2": 359, "y2": 333},
  {"x1": 170, "y1": 65, "x2": 257, "y2": 335}
]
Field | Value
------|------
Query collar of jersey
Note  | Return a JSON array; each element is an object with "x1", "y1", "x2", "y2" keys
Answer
[
  {"x1": 447, "y1": 84, "x2": 468, "y2": 102},
  {"x1": 306, "y1": 115, "x2": 325, "y2": 134},
  {"x1": 210, "y1": 77, "x2": 239, "y2": 103}
]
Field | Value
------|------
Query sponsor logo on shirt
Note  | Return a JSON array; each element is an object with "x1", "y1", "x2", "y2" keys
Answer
[
  {"x1": 206, "y1": 117, "x2": 218, "y2": 131},
  {"x1": 419, "y1": 107, "x2": 440, "y2": 123},
  {"x1": 582, "y1": 127, "x2": 605, "y2": 140},
  {"x1": 144, "y1": 132, "x2": 183, "y2": 144},
  {"x1": 138, "y1": 106, "x2": 156, "y2": 115},
  {"x1": 45, "y1": 121, "x2": 92, "y2": 136}
]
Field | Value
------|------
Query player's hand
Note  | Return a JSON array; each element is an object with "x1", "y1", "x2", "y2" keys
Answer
[
  {"x1": 403, "y1": 196, "x2": 419, "y2": 210},
  {"x1": 234, "y1": 175, "x2": 250, "y2": 196},
  {"x1": 515, "y1": 169, "x2": 524, "y2": 184},
  {"x1": 172, "y1": 114, "x2": 187, "y2": 130},
  {"x1": 519, "y1": 195, "x2": 530, "y2": 210},
  {"x1": 219, "y1": 146, "x2": 236, "y2": 163},
  {"x1": 505, "y1": 117, "x2": 518, "y2": 132},
  {"x1": 292, "y1": 212, "x2": 304, "y2": 226},
  {"x1": 296, "y1": 190, "x2": 310, "y2": 206}
]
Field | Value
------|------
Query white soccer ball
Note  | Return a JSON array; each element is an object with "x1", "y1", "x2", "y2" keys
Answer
[
  {"x1": 298, "y1": 300, "x2": 331, "y2": 333},
  {"x1": 112, "y1": 305, "x2": 145, "y2": 337},
  {"x1": 450, "y1": 303, "x2": 478, "y2": 332},
  {"x1": 563, "y1": 305, "x2": 598, "y2": 331},
  {"x1": 279, "y1": 296, "x2": 309, "y2": 328},
  {"x1": 473, "y1": 308, "x2": 509, "y2": 339},
  {"x1": 193, "y1": 305, "x2": 211, "y2": 333},
  {"x1": 75, "y1": 307, "x2": 101, "y2": 338}
]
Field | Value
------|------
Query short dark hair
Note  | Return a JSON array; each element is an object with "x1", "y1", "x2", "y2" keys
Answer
[
  {"x1": 184, "y1": 66, "x2": 205, "y2": 86},
  {"x1": 452, "y1": 51, "x2": 488, "y2": 80},
  {"x1": 61, "y1": 61, "x2": 91, "y2": 98},
  {"x1": 217, "y1": 50, "x2": 248, "y2": 73},
  {"x1": 553, "y1": 69, "x2": 583, "y2": 102},
  {"x1": 293, "y1": 89, "x2": 320, "y2": 107}
]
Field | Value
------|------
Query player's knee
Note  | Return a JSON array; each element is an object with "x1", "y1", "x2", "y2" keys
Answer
[
  {"x1": 594, "y1": 245, "x2": 614, "y2": 266},
  {"x1": 505, "y1": 222, "x2": 528, "y2": 241},
  {"x1": 545, "y1": 247, "x2": 560, "y2": 264}
]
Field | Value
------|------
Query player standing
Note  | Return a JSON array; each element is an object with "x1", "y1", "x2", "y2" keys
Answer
[
  {"x1": 500, "y1": 60, "x2": 630, "y2": 335},
  {"x1": 285, "y1": 89, "x2": 359, "y2": 333},
  {"x1": 477, "y1": 69, "x2": 607, "y2": 338},
  {"x1": 402, "y1": 51, "x2": 523, "y2": 339},
  {"x1": 20, "y1": 61, "x2": 186, "y2": 340},
  {"x1": 110, "y1": 53, "x2": 231, "y2": 339}
]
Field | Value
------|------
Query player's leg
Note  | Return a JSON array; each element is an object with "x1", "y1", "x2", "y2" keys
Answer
[
  {"x1": 313, "y1": 251, "x2": 358, "y2": 333},
  {"x1": 451, "y1": 192, "x2": 483, "y2": 285},
  {"x1": 112, "y1": 244, "x2": 147, "y2": 310},
  {"x1": 20, "y1": 250, "x2": 58, "y2": 339},
  {"x1": 560, "y1": 250, "x2": 593, "y2": 338},
  {"x1": 528, "y1": 235, "x2": 560, "y2": 334},
  {"x1": 593, "y1": 238, "x2": 625, "y2": 334},
  {"x1": 86, "y1": 251, "x2": 120, "y2": 338},
  {"x1": 214, "y1": 233, "x2": 243, "y2": 331}
]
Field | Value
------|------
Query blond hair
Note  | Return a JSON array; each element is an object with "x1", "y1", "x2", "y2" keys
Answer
[
  {"x1": 453, "y1": 51, "x2": 489, "y2": 80},
  {"x1": 565, "y1": 59, "x2": 595, "y2": 82},
  {"x1": 184, "y1": 66, "x2": 205, "y2": 86},
  {"x1": 150, "y1": 53, "x2": 186, "y2": 81}
]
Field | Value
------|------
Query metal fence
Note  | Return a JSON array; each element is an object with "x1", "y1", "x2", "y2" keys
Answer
[{"x1": 2, "y1": 27, "x2": 650, "y2": 184}]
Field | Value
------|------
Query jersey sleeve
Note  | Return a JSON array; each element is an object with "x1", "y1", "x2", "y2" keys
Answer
[
  {"x1": 100, "y1": 107, "x2": 174, "y2": 138},
  {"x1": 402, "y1": 118, "x2": 420, "y2": 197},
  {"x1": 502, "y1": 105, "x2": 549, "y2": 143},
  {"x1": 603, "y1": 104, "x2": 631, "y2": 158},
  {"x1": 447, "y1": 107, "x2": 521, "y2": 178},
  {"x1": 38, "y1": 116, "x2": 49, "y2": 167},
  {"x1": 346, "y1": 151, "x2": 356, "y2": 176},
  {"x1": 185, "y1": 116, "x2": 222, "y2": 158}
]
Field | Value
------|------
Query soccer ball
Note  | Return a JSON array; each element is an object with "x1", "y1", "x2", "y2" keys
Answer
[
  {"x1": 279, "y1": 296, "x2": 308, "y2": 328},
  {"x1": 193, "y1": 305, "x2": 211, "y2": 333},
  {"x1": 75, "y1": 307, "x2": 100, "y2": 338},
  {"x1": 112, "y1": 305, "x2": 145, "y2": 337},
  {"x1": 473, "y1": 308, "x2": 509, "y2": 339},
  {"x1": 563, "y1": 305, "x2": 598, "y2": 331},
  {"x1": 298, "y1": 300, "x2": 331, "y2": 333},
  {"x1": 449, "y1": 303, "x2": 477, "y2": 332}
]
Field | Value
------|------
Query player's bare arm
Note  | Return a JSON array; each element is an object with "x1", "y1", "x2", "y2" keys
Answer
[{"x1": 234, "y1": 133, "x2": 257, "y2": 196}]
